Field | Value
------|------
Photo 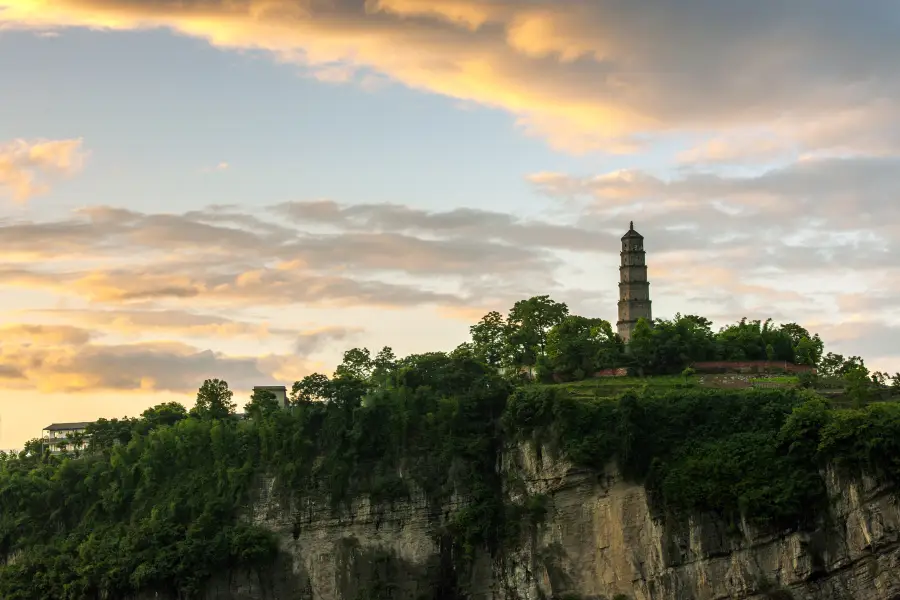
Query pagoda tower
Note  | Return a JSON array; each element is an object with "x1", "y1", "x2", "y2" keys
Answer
[{"x1": 616, "y1": 221, "x2": 652, "y2": 341}]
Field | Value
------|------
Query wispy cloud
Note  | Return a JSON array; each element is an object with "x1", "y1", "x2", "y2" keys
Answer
[
  {"x1": 20, "y1": 308, "x2": 296, "y2": 339},
  {"x1": 202, "y1": 161, "x2": 229, "y2": 173}
]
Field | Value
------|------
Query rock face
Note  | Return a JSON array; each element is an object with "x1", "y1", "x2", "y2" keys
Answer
[
  {"x1": 500, "y1": 445, "x2": 900, "y2": 600},
  {"x1": 230, "y1": 445, "x2": 900, "y2": 600}
]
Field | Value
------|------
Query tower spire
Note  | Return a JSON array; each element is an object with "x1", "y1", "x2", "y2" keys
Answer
[{"x1": 616, "y1": 222, "x2": 652, "y2": 342}]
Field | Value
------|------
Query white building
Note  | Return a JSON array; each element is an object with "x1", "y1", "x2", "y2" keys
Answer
[
  {"x1": 252, "y1": 385, "x2": 288, "y2": 408},
  {"x1": 42, "y1": 422, "x2": 91, "y2": 454}
]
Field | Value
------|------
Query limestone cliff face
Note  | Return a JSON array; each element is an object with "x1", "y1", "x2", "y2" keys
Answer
[
  {"x1": 499, "y1": 445, "x2": 900, "y2": 600},
  {"x1": 232, "y1": 444, "x2": 900, "y2": 600}
]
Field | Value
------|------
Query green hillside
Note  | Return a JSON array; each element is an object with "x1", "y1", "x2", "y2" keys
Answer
[{"x1": 1, "y1": 296, "x2": 898, "y2": 599}]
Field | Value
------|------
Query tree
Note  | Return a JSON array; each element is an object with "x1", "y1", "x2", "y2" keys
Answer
[
  {"x1": 291, "y1": 373, "x2": 332, "y2": 403},
  {"x1": 371, "y1": 346, "x2": 397, "y2": 381},
  {"x1": 779, "y1": 323, "x2": 824, "y2": 365},
  {"x1": 69, "y1": 431, "x2": 86, "y2": 457},
  {"x1": 244, "y1": 389, "x2": 280, "y2": 420},
  {"x1": 649, "y1": 314, "x2": 718, "y2": 372},
  {"x1": 141, "y1": 402, "x2": 188, "y2": 430},
  {"x1": 505, "y1": 296, "x2": 569, "y2": 367},
  {"x1": 794, "y1": 336, "x2": 822, "y2": 366},
  {"x1": 469, "y1": 311, "x2": 510, "y2": 367},
  {"x1": 628, "y1": 317, "x2": 656, "y2": 375},
  {"x1": 450, "y1": 342, "x2": 476, "y2": 360},
  {"x1": 717, "y1": 318, "x2": 767, "y2": 361},
  {"x1": 765, "y1": 343, "x2": 775, "y2": 373},
  {"x1": 334, "y1": 347, "x2": 373, "y2": 380},
  {"x1": 819, "y1": 352, "x2": 844, "y2": 377},
  {"x1": 85, "y1": 418, "x2": 137, "y2": 452},
  {"x1": 819, "y1": 352, "x2": 866, "y2": 378},
  {"x1": 545, "y1": 316, "x2": 621, "y2": 380},
  {"x1": 844, "y1": 366, "x2": 871, "y2": 409},
  {"x1": 22, "y1": 438, "x2": 45, "y2": 459},
  {"x1": 191, "y1": 379, "x2": 236, "y2": 419}
]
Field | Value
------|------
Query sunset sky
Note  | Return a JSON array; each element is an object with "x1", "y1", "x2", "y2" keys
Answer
[{"x1": 2, "y1": 0, "x2": 899, "y2": 449}]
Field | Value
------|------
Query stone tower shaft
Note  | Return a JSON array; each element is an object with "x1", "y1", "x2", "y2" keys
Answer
[{"x1": 617, "y1": 221, "x2": 652, "y2": 341}]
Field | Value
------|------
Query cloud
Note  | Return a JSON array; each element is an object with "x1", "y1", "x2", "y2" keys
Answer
[
  {"x1": 292, "y1": 326, "x2": 363, "y2": 354},
  {"x1": 677, "y1": 133, "x2": 798, "y2": 166},
  {"x1": 0, "y1": 138, "x2": 87, "y2": 201},
  {"x1": 0, "y1": 312, "x2": 358, "y2": 393},
  {"x1": 272, "y1": 199, "x2": 613, "y2": 253},
  {"x1": 1, "y1": 1, "x2": 898, "y2": 153},
  {"x1": 23, "y1": 308, "x2": 298, "y2": 339},
  {"x1": 202, "y1": 161, "x2": 230, "y2": 173},
  {"x1": 0, "y1": 199, "x2": 614, "y2": 311},
  {"x1": 532, "y1": 156, "x2": 900, "y2": 257},
  {"x1": 0, "y1": 263, "x2": 465, "y2": 308},
  {"x1": 0, "y1": 324, "x2": 94, "y2": 346},
  {"x1": 0, "y1": 338, "x2": 309, "y2": 393},
  {"x1": 810, "y1": 321, "x2": 900, "y2": 372}
]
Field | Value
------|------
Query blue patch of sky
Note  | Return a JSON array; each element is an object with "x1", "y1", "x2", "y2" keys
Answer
[{"x1": 2, "y1": 28, "x2": 685, "y2": 221}]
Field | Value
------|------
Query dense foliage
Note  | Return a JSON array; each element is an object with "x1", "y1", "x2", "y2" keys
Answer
[
  {"x1": 468, "y1": 296, "x2": 832, "y2": 379},
  {"x1": 0, "y1": 353, "x2": 515, "y2": 598},
  {"x1": 505, "y1": 385, "x2": 900, "y2": 529},
  {"x1": 0, "y1": 413, "x2": 273, "y2": 599},
  {"x1": 468, "y1": 296, "x2": 900, "y2": 391},
  {"x1": 1, "y1": 295, "x2": 899, "y2": 598}
]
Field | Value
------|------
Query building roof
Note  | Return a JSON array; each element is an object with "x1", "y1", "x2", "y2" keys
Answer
[
  {"x1": 622, "y1": 220, "x2": 643, "y2": 239},
  {"x1": 253, "y1": 385, "x2": 286, "y2": 391},
  {"x1": 42, "y1": 421, "x2": 92, "y2": 432}
]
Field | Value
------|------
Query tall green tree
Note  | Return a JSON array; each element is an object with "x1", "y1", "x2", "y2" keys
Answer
[
  {"x1": 334, "y1": 347, "x2": 373, "y2": 379},
  {"x1": 544, "y1": 316, "x2": 621, "y2": 380},
  {"x1": 780, "y1": 323, "x2": 823, "y2": 365},
  {"x1": 470, "y1": 311, "x2": 510, "y2": 367},
  {"x1": 140, "y1": 402, "x2": 188, "y2": 430},
  {"x1": 86, "y1": 417, "x2": 138, "y2": 452},
  {"x1": 505, "y1": 295, "x2": 569, "y2": 366},
  {"x1": 628, "y1": 317, "x2": 656, "y2": 375},
  {"x1": 845, "y1": 365, "x2": 871, "y2": 408},
  {"x1": 369, "y1": 346, "x2": 398, "y2": 386},
  {"x1": 291, "y1": 373, "x2": 332, "y2": 403},
  {"x1": 190, "y1": 378, "x2": 236, "y2": 419}
]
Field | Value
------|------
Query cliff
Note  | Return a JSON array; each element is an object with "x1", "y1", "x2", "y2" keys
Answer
[
  {"x1": 5, "y1": 366, "x2": 900, "y2": 600},
  {"x1": 209, "y1": 443, "x2": 900, "y2": 600}
]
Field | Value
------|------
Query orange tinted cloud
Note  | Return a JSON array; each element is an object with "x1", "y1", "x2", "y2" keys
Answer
[
  {"x1": 677, "y1": 134, "x2": 797, "y2": 166},
  {"x1": 2, "y1": 1, "x2": 897, "y2": 153},
  {"x1": 22, "y1": 308, "x2": 296, "y2": 339},
  {"x1": 0, "y1": 336, "x2": 313, "y2": 393},
  {"x1": 0, "y1": 324, "x2": 94, "y2": 345},
  {"x1": 0, "y1": 138, "x2": 87, "y2": 201}
]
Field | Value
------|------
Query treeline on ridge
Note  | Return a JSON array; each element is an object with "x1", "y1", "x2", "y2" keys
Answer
[
  {"x1": 463, "y1": 295, "x2": 894, "y2": 385},
  {"x1": 1, "y1": 296, "x2": 899, "y2": 599}
]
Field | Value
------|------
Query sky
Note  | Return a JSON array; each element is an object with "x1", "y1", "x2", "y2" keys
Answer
[{"x1": 1, "y1": 0, "x2": 899, "y2": 449}]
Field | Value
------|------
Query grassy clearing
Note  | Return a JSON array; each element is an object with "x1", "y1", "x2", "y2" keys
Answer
[
  {"x1": 550, "y1": 374, "x2": 810, "y2": 397},
  {"x1": 750, "y1": 375, "x2": 799, "y2": 384},
  {"x1": 551, "y1": 376, "x2": 697, "y2": 398}
]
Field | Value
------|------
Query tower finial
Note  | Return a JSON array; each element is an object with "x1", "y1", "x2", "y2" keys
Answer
[{"x1": 629, "y1": 220, "x2": 633, "y2": 230}]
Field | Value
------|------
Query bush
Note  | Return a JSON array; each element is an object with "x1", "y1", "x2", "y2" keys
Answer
[{"x1": 504, "y1": 386, "x2": 872, "y2": 529}]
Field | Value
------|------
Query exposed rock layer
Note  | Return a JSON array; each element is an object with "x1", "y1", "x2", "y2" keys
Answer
[{"x1": 211, "y1": 445, "x2": 900, "y2": 600}]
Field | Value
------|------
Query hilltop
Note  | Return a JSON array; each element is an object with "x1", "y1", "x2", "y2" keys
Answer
[{"x1": 1, "y1": 296, "x2": 899, "y2": 599}]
